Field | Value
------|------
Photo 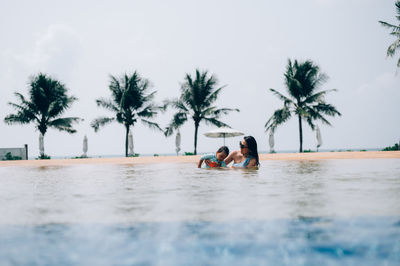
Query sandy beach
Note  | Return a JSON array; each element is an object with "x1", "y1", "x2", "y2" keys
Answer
[{"x1": 0, "y1": 151, "x2": 399, "y2": 167}]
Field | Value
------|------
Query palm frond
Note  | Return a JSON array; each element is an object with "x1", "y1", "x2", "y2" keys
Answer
[
  {"x1": 30, "y1": 73, "x2": 71, "y2": 114},
  {"x1": 213, "y1": 107, "x2": 240, "y2": 117},
  {"x1": 48, "y1": 117, "x2": 82, "y2": 133},
  {"x1": 386, "y1": 38, "x2": 400, "y2": 57},
  {"x1": 269, "y1": 88, "x2": 293, "y2": 105},
  {"x1": 396, "y1": 0, "x2": 400, "y2": 19},
  {"x1": 265, "y1": 106, "x2": 292, "y2": 132},
  {"x1": 91, "y1": 117, "x2": 115, "y2": 132},
  {"x1": 6, "y1": 102, "x2": 39, "y2": 122},
  {"x1": 305, "y1": 116, "x2": 316, "y2": 130},
  {"x1": 203, "y1": 86, "x2": 224, "y2": 107},
  {"x1": 180, "y1": 70, "x2": 219, "y2": 113},
  {"x1": 309, "y1": 72, "x2": 329, "y2": 92},
  {"x1": 140, "y1": 119, "x2": 163, "y2": 132},
  {"x1": 202, "y1": 117, "x2": 230, "y2": 128},
  {"x1": 142, "y1": 90, "x2": 156, "y2": 103},
  {"x1": 14, "y1": 92, "x2": 38, "y2": 113},
  {"x1": 303, "y1": 106, "x2": 332, "y2": 126},
  {"x1": 4, "y1": 114, "x2": 33, "y2": 125},
  {"x1": 199, "y1": 106, "x2": 216, "y2": 117},
  {"x1": 301, "y1": 89, "x2": 337, "y2": 105},
  {"x1": 175, "y1": 99, "x2": 190, "y2": 112},
  {"x1": 312, "y1": 103, "x2": 342, "y2": 117},
  {"x1": 164, "y1": 127, "x2": 174, "y2": 137},
  {"x1": 181, "y1": 82, "x2": 198, "y2": 113},
  {"x1": 109, "y1": 75, "x2": 123, "y2": 104},
  {"x1": 137, "y1": 105, "x2": 158, "y2": 118},
  {"x1": 96, "y1": 98, "x2": 120, "y2": 112},
  {"x1": 379, "y1": 21, "x2": 400, "y2": 32},
  {"x1": 164, "y1": 112, "x2": 188, "y2": 136},
  {"x1": 48, "y1": 95, "x2": 78, "y2": 118}
]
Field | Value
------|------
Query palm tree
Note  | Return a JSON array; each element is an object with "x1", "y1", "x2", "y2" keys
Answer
[
  {"x1": 379, "y1": 1, "x2": 400, "y2": 69},
  {"x1": 265, "y1": 59, "x2": 341, "y2": 153},
  {"x1": 4, "y1": 73, "x2": 81, "y2": 158},
  {"x1": 91, "y1": 71, "x2": 163, "y2": 157},
  {"x1": 165, "y1": 69, "x2": 239, "y2": 155}
]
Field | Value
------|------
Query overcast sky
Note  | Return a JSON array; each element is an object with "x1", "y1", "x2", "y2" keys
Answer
[{"x1": 1, "y1": 0, "x2": 399, "y2": 157}]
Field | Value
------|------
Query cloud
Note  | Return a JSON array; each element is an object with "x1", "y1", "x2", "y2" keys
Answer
[
  {"x1": 355, "y1": 72, "x2": 398, "y2": 96},
  {"x1": 0, "y1": 24, "x2": 82, "y2": 85},
  {"x1": 28, "y1": 24, "x2": 82, "y2": 79}
]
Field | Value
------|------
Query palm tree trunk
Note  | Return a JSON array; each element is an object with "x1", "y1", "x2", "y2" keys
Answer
[
  {"x1": 298, "y1": 114, "x2": 303, "y2": 153},
  {"x1": 39, "y1": 130, "x2": 45, "y2": 159},
  {"x1": 194, "y1": 121, "x2": 199, "y2": 155},
  {"x1": 40, "y1": 135, "x2": 44, "y2": 159},
  {"x1": 125, "y1": 125, "x2": 129, "y2": 157}
]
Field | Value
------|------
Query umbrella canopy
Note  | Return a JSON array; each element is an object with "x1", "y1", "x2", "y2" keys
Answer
[
  {"x1": 39, "y1": 133, "x2": 44, "y2": 157},
  {"x1": 82, "y1": 135, "x2": 88, "y2": 157},
  {"x1": 175, "y1": 131, "x2": 181, "y2": 155},
  {"x1": 204, "y1": 127, "x2": 244, "y2": 145},
  {"x1": 128, "y1": 132, "x2": 134, "y2": 156},
  {"x1": 316, "y1": 125, "x2": 322, "y2": 151},
  {"x1": 269, "y1": 131, "x2": 275, "y2": 153}
]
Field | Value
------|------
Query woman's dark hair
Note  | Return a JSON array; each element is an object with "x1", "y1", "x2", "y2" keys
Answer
[
  {"x1": 217, "y1": 146, "x2": 230, "y2": 156},
  {"x1": 244, "y1": 136, "x2": 259, "y2": 166}
]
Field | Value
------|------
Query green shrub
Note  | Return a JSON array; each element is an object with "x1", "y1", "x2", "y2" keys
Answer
[
  {"x1": 382, "y1": 143, "x2": 399, "y2": 151},
  {"x1": 303, "y1": 149, "x2": 314, "y2": 153},
  {"x1": 2, "y1": 152, "x2": 22, "y2": 161},
  {"x1": 36, "y1": 154, "x2": 51, "y2": 160},
  {"x1": 72, "y1": 155, "x2": 89, "y2": 159},
  {"x1": 184, "y1": 152, "x2": 194, "y2": 156}
]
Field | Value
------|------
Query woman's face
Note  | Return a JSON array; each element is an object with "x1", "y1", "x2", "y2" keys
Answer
[{"x1": 240, "y1": 140, "x2": 249, "y2": 155}]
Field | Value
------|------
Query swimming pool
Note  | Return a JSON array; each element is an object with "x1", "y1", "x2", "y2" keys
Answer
[{"x1": 0, "y1": 159, "x2": 399, "y2": 265}]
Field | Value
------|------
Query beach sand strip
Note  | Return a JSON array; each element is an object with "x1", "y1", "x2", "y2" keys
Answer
[{"x1": 0, "y1": 151, "x2": 399, "y2": 167}]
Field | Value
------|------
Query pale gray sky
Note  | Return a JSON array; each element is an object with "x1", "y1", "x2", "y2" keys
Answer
[{"x1": 1, "y1": 0, "x2": 399, "y2": 157}]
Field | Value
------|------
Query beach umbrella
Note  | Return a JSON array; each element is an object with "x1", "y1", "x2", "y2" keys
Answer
[
  {"x1": 316, "y1": 125, "x2": 322, "y2": 151},
  {"x1": 39, "y1": 133, "x2": 44, "y2": 157},
  {"x1": 269, "y1": 131, "x2": 275, "y2": 153},
  {"x1": 175, "y1": 130, "x2": 181, "y2": 155},
  {"x1": 128, "y1": 132, "x2": 134, "y2": 156},
  {"x1": 204, "y1": 127, "x2": 244, "y2": 145},
  {"x1": 82, "y1": 135, "x2": 88, "y2": 157}
]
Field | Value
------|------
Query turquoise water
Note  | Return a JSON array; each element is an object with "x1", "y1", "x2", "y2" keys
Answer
[{"x1": 0, "y1": 159, "x2": 399, "y2": 265}]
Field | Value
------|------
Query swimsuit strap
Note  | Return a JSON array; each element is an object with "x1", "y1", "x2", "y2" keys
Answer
[{"x1": 232, "y1": 156, "x2": 253, "y2": 168}]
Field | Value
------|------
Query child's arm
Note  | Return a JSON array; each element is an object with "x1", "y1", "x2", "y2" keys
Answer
[
  {"x1": 199, "y1": 154, "x2": 213, "y2": 168},
  {"x1": 198, "y1": 159, "x2": 204, "y2": 168}
]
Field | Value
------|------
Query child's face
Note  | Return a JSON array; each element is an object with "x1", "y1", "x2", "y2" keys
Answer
[{"x1": 216, "y1": 151, "x2": 227, "y2": 161}]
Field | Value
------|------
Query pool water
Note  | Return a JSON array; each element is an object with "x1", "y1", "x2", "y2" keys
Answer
[{"x1": 0, "y1": 159, "x2": 399, "y2": 265}]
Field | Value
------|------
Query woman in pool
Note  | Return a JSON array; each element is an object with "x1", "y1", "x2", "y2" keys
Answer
[{"x1": 224, "y1": 136, "x2": 260, "y2": 168}]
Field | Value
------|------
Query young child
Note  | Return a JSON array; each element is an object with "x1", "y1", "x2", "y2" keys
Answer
[{"x1": 198, "y1": 146, "x2": 229, "y2": 168}]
